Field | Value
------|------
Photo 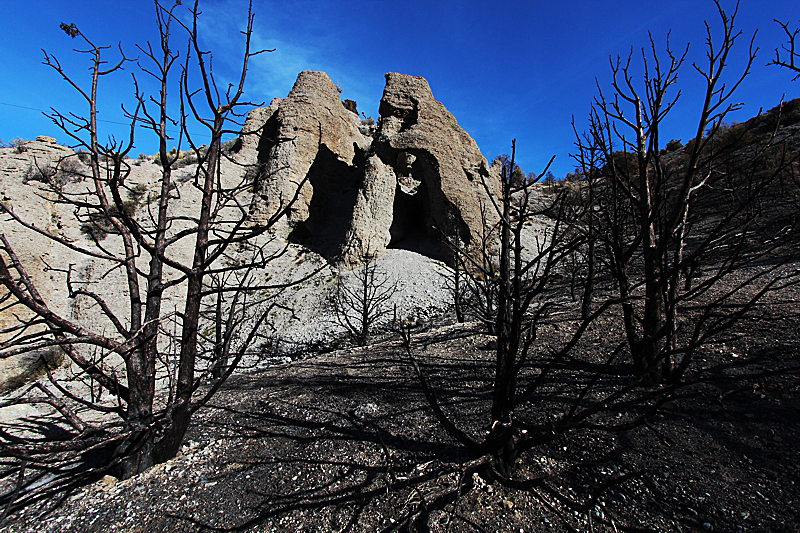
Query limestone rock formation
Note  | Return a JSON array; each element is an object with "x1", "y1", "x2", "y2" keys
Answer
[
  {"x1": 0, "y1": 72, "x2": 501, "y2": 389},
  {"x1": 249, "y1": 71, "x2": 371, "y2": 259},
  {"x1": 0, "y1": 139, "x2": 83, "y2": 390},
  {"x1": 245, "y1": 71, "x2": 501, "y2": 264}
]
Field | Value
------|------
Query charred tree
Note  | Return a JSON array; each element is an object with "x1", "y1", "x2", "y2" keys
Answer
[
  {"x1": 0, "y1": 0, "x2": 308, "y2": 514},
  {"x1": 409, "y1": 141, "x2": 620, "y2": 480},
  {"x1": 770, "y1": 19, "x2": 800, "y2": 78},
  {"x1": 573, "y1": 1, "x2": 799, "y2": 384},
  {"x1": 330, "y1": 244, "x2": 397, "y2": 346}
]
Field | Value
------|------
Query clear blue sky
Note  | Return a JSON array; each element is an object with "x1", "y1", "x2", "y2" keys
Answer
[{"x1": 0, "y1": 1, "x2": 797, "y2": 179}]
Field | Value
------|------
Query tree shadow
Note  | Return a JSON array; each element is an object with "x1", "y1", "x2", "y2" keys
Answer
[{"x1": 169, "y1": 344, "x2": 485, "y2": 532}]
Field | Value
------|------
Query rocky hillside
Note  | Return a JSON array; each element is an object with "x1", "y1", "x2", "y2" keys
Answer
[
  {"x1": 0, "y1": 71, "x2": 526, "y2": 392},
  {"x1": 247, "y1": 71, "x2": 502, "y2": 264}
]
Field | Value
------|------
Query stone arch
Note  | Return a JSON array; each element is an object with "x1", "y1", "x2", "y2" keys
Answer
[{"x1": 386, "y1": 150, "x2": 452, "y2": 263}]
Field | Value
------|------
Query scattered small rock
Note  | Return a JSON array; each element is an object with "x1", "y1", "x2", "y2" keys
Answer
[
  {"x1": 354, "y1": 402, "x2": 379, "y2": 419},
  {"x1": 99, "y1": 475, "x2": 118, "y2": 487}
]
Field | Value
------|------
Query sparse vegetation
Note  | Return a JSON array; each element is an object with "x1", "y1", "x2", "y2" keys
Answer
[
  {"x1": 79, "y1": 196, "x2": 138, "y2": 240},
  {"x1": 10, "y1": 138, "x2": 26, "y2": 154},
  {"x1": 666, "y1": 138, "x2": 683, "y2": 151},
  {"x1": 329, "y1": 243, "x2": 397, "y2": 346},
  {"x1": 171, "y1": 150, "x2": 198, "y2": 169},
  {"x1": 22, "y1": 156, "x2": 83, "y2": 190},
  {"x1": 220, "y1": 138, "x2": 240, "y2": 153},
  {"x1": 21, "y1": 162, "x2": 56, "y2": 185},
  {"x1": 0, "y1": 2, "x2": 799, "y2": 532},
  {"x1": 76, "y1": 150, "x2": 91, "y2": 165}
]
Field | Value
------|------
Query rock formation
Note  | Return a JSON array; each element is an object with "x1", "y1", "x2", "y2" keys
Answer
[
  {"x1": 0, "y1": 137, "x2": 81, "y2": 390},
  {"x1": 247, "y1": 71, "x2": 501, "y2": 264},
  {"x1": 0, "y1": 136, "x2": 239, "y2": 391},
  {"x1": 0, "y1": 72, "x2": 502, "y2": 389},
  {"x1": 248, "y1": 71, "x2": 372, "y2": 259}
]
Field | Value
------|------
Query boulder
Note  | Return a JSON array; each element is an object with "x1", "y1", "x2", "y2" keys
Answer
[{"x1": 0, "y1": 138, "x2": 210, "y2": 391}]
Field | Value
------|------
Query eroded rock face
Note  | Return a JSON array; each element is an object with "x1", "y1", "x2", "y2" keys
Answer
[
  {"x1": 248, "y1": 71, "x2": 371, "y2": 259},
  {"x1": 245, "y1": 71, "x2": 500, "y2": 264},
  {"x1": 373, "y1": 73, "x2": 501, "y2": 260}
]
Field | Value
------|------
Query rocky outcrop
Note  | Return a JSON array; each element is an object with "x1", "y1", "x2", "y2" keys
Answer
[
  {"x1": 248, "y1": 71, "x2": 372, "y2": 259},
  {"x1": 0, "y1": 74, "x2": 501, "y2": 391},
  {"x1": 369, "y1": 73, "x2": 501, "y2": 260},
  {"x1": 0, "y1": 137, "x2": 219, "y2": 391},
  {"x1": 0, "y1": 138, "x2": 80, "y2": 390},
  {"x1": 245, "y1": 71, "x2": 500, "y2": 264}
]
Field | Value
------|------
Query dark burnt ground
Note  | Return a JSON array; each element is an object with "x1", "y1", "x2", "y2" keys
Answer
[{"x1": 2, "y1": 264, "x2": 799, "y2": 533}]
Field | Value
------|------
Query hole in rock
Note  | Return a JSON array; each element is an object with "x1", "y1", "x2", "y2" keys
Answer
[
  {"x1": 287, "y1": 144, "x2": 360, "y2": 260},
  {"x1": 388, "y1": 178, "x2": 448, "y2": 262}
]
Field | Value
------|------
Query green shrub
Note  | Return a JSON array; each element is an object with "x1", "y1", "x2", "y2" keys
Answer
[
  {"x1": 23, "y1": 157, "x2": 83, "y2": 191},
  {"x1": 172, "y1": 150, "x2": 198, "y2": 169},
  {"x1": 128, "y1": 183, "x2": 148, "y2": 204},
  {"x1": 80, "y1": 200, "x2": 138, "y2": 241},
  {"x1": 22, "y1": 163, "x2": 57, "y2": 185}
]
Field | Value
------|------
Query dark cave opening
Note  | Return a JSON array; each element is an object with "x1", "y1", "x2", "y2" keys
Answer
[
  {"x1": 287, "y1": 144, "x2": 361, "y2": 259},
  {"x1": 388, "y1": 178, "x2": 448, "y2": 262}
]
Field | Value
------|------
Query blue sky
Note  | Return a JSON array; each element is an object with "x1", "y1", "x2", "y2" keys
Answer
[{"x1": 0, "y1": 1, "x2": 797, "y2": 179}]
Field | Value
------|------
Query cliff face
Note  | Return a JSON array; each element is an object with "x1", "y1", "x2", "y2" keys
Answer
[
  {"x1": 0, "y1": 137, "x2": 77, "y2": 390},
  {"x1": 0, "y1": 72, "x2": 500, "y2": 389},
  {"x1": 0, "y1": 136, "x2": 253, "y2": 391},
  {"x1": 246, "y1": 71, "x2": 501, "y2": 264}
]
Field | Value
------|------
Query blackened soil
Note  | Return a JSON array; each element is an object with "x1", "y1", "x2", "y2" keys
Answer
[{"x1": 3, "y1": 266, "x2": 799, "y2": 533}]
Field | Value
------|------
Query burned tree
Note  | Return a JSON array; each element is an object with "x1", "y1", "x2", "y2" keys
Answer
[
  {"x1": 0, "y1": 0, "x2": 307, "y2": 514},
  {"x1": 330, "y1": 244, "x2": 397, "y2": 346},
  {"x1": 399, "y1": 5, "x2": 799, "y2": 523},
  {"x1": 441, "y1": 206, "x2": 501, "y2": 330},
  {"x1": 573, "y1": 1, "x2": 799, "y2": 383},
  {"x1": 407, "y1": 142, "x2": 624, "y2": 484},
  {"x1": 770, "y1": 19, "x2": 800, "y2": 78},
  {"x1": 391, "y1": 139, "x2": 704, "y2": 533},
  {"x1": 440, "y1": 232, "x2": 470, "y2": 323}
]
